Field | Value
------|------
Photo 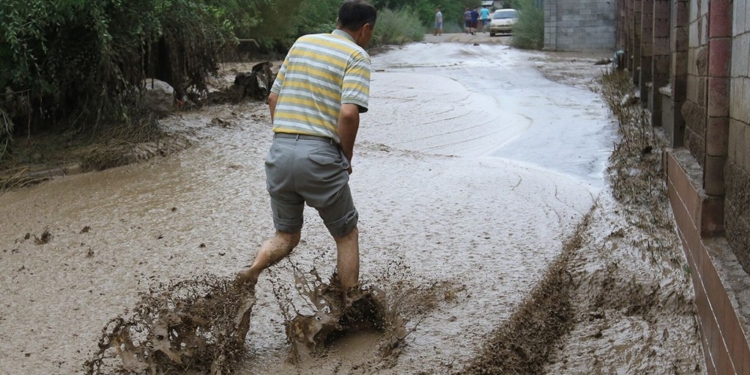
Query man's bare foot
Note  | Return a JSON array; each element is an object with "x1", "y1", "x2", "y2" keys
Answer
[
  {"x1": 342, "y1": 284, "x2": 361, "y2": 309},
  {"x1": 236, "y1": 266, "x2": 259, "y2": 288}
]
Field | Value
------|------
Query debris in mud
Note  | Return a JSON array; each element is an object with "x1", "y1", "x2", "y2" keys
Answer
[
  {"x1": 81, "y1": 226, "x2": 91, "y2": 234},
  {"x1": 233, "y1": 62, "x2": 275, "y2": 101},
  {"x1": 620, "y1": 93, "x2": 639, "y2": 107},
  {"x1": 84, "y1": 275, "x2": 255, "y2": 375},
  {"x1": 201, "y1": 62, "x2": 276, "y2": 106},
  {"x1": 34, "y1": 228, "x2": 52, "y2": 245},
  {"x1": 209, "y1": 117, "x2": 232, "y2": 128}
]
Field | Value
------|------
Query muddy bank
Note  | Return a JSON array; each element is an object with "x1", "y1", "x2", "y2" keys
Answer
[{"x1": 0, "y1": 61, "x2": 276, "y2": 192}]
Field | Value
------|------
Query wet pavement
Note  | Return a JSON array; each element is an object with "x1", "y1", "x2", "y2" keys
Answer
[{"x1": 0, "y1": 40, "x2": 617, "y2": 374}]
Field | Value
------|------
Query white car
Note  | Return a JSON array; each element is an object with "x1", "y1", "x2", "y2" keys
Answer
[{"x1": 489, "y1": 9, "x2": 517, "y2": 36}]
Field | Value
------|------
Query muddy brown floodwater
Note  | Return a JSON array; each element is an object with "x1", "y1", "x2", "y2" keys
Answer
[{"x1": 0, "y1": 38, "x2": 704, "y2": 374}]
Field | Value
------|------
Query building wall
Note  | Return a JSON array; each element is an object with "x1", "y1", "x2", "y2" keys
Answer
[
  {"x1": 682, "y1": 0, "x2": 709, "y2": 168},
  {"x1": 544, "y1": 0, "x2": 617, "y2": 50},
  {"x1": 726, "y1": 0, "x2": 750, "y2": 273},
  {"x1": 620, "y1": 0, "x2": 749, "y2": 370}
]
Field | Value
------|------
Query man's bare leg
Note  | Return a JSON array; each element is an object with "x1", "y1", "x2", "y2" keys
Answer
[
  {"x1": 237, "y1": 231, "x2": 301, "y2": 286},
  {"x1": 334, "y1": 226, "x2": 359, "y2": 291}
]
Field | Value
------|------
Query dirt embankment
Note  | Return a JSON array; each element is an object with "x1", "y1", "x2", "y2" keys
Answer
[{"x1": 460, "y1": 68, "x2": 704, "y2": 374}]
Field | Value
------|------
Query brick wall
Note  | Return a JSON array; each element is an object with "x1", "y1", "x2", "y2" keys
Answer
[
  {"x1": 543, "y1": 0, "x2": 616, "y2": 51},
  {"x1": 667, "y1": 151, "x2": 750, "y2": 375},
  {"x1": 726, "y1": 0, "x2": 750, "y2": 274}
]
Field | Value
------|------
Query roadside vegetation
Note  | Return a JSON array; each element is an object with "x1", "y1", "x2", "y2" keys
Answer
[
  {"x1": 511, "y1": 0, "x2": 545, "y2": 49},
  {"x1": 0, "y1": 0, "x2": 286, "y2": 168},
  {"x1": 372, "y1": 8, "x2": 425, "y2": 46}
]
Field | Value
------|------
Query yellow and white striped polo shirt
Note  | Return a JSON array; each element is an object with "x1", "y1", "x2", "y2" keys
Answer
[{"x1": 270, "y1": 29, "x2": 371, "y2": 144}]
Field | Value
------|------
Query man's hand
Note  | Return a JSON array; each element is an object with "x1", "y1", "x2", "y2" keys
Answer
[{"x1": 338, "y1": 103, "x2": 360, "y2": 170}]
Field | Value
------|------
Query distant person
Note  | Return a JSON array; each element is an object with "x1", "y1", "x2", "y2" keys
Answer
[
  {"x1": 434, "y1": 6, "x2": 443, "y2": 36},
  {"x1": 470, "y1": 7, "x2": 479, "y2": 35},
  {"x1": 237, "y1": 0, "x2": 377, "y2": 300},
  {"x1": 480, "y1": 6, "x2": 490, "y2": 33},
  {"x1": 464, "y1": 7, "x2": 472, "y2": 34}
]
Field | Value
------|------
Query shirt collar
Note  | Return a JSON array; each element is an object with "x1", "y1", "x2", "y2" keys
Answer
[{"x1": 332, "y1": 29, "x2": 356, "y2": 43}]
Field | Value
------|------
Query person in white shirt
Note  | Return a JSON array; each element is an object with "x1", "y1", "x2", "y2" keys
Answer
[{"x1": 434, "y1": 7, "x2": 443, "y2": 36}]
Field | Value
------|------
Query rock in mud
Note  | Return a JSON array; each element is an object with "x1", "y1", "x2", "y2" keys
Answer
[{"x1": 141, "y1": 79, "x2": 175, "y2": 118}]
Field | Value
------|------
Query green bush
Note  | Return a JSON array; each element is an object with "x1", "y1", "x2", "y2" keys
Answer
[
  {"x1": 371, "y1": 0, "x2": 479, "y2": 30},
  {"x1": 0, "y1": 0, "x2": 338, "y2": 160},
  {"x1": 511, "y1": 0, "x2": 544, "y2": 49},
  {"x1": 371, "y1": 8, "x2": 425, "y2": 46},
  {"x1": 0, "y1": 0, "x2": 241, "y2": 143}
]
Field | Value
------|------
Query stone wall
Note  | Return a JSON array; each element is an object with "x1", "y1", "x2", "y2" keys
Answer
[
  {"x1": 543, "y1": 0, "x2": 616, "y2": 51},
  {"x1": 726, "y1": 0, "x2": 750, "y2": 274}
]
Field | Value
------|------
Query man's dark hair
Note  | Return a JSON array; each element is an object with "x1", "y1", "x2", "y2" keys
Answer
[{"x1": 338, "y1": 0, "x2": 377, "y2": 31}]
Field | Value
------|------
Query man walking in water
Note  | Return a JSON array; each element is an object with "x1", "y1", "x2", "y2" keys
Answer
[
  {"x1": 470, "y1": 7, "x2": 479, "y2": 35},
  {"x1": 434, "y1": 6, "x2": 443, "y2": 36},
  {"x1": 237, "y1": 0, "x2": 376, "y2": 296},
  {"x1": 463, "y1": 7, "x2": 472, "y2": 34},
  {"x1": 480, "y1": 6, "x2": 490, "y2": 33}
]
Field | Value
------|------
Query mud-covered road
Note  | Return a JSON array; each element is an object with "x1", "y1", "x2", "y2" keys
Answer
[{"x1": 0, "y1": 38, "x2": 703, "y2": 374}]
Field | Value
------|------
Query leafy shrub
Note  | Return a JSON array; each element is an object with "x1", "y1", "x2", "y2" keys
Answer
[
  {"x1": 372, "y1": 0, "x2": 480, "y2": 28},
  {"x1": 511, "y1": 0, "x2": 544, "y2": 49},
  {"x1": 371, "y1": 8, "x2": 425, "y2": 46},
  {"x1": 0, "y1": 0, "x2": 240, "y2": 146}
]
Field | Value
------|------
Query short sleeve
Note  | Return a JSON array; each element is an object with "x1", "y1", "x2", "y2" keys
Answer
[
  {"x1": 270, "y1": 55, "x2": 289, "y2": 95},
  {"x1": 341, "y1": 51, "x2": 371, "y2": 113}
]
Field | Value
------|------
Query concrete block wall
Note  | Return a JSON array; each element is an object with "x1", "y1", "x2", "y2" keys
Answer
[
  {"x1": 640, "y1": 0, "x2": 654, "y2": 99},
  {"x1": 543, "y1": 0, "x2": 616, "y2": 51},
  {"x1": 633, "y1": 0, "x2": 643, "y2": 83},
  {"x1": 726, "y1": 0, "x2": 750, "y2": 274},
  {"x1": 683, "y1": 0, "x2": 709, "y2": 168},
  {"x1": 544, "y1": 0, "x2": 558, "y2": 50},
  {"x1": 668, "y1": 0, "x2": 690, "y2": 147},
  {"x1": 651, "y1": 0, "x2": 671, "y2": 127}
]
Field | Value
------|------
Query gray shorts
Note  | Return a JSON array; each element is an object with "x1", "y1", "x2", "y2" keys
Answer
[{"x1": 265, "y1": 133, "x2": 358, "y2": 237}]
